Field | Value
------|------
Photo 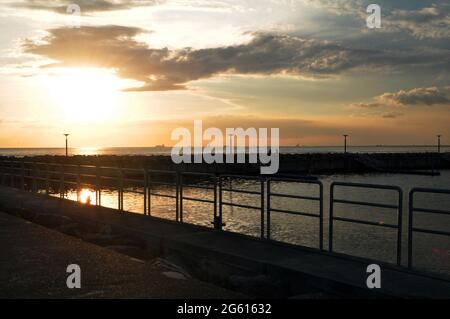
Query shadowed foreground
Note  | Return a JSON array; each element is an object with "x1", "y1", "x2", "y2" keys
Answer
[{"x1": 0, "y1": 212, "x2": 242, "y2": 299}]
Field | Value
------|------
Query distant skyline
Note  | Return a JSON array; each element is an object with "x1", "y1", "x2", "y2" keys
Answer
[{"x1": 0, "y1": 0, "x2": 449, "y2": 148}]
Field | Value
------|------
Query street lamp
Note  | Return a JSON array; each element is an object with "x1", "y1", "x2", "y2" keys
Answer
[
  {"x1": 437, "y1": 135, "x2": 442, "y2": 153},
  {"x1": 343, "y1": 134, "x2": 349, "y2": 154},
  {"x1": 64, "y1": 133, "x2": 70, "y2": 157}
]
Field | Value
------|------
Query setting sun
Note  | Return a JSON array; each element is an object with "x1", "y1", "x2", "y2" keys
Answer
[{"x1": 44, "y1": 68, "x2": 123, "y2": 123}]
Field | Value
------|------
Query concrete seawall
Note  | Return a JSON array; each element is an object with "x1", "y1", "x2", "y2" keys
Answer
[
  {"x1": 2, "y1": 152, "x2": 449, "y2": 175},
  {"x1": 1, "y1": 186, "x2": 450, "y2": 298}
]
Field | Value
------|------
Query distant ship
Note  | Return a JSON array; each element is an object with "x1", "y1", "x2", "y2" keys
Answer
[{"x1": 153, "y1": 144, "x2": 166, "y2": 149}]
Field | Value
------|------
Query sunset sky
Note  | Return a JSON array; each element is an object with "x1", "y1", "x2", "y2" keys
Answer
[{"x1": 0, "y1": 0, "x2": 449, "y2": 148}]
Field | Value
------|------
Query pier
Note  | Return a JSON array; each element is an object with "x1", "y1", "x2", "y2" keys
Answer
[{"x1": 0, "y1": 159, "x2": 449, "y2": 298}]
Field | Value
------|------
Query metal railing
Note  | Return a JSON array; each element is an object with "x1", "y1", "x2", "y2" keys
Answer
[
  {"x1": 267, "y1": 177, "x2": 323, "y2": 250},
  {"x1": 408, "y1": 188, "x2": 450, "y2": 269},
  {"x1": 219, "y1": 175, "x2": 265, "y2": 238},
  {"x1": 329, "y1": 182, "x2": 403, "y2": 266},
  {"x1": 180, "y1": 172, "x2": 217, "y2": 226},
  {"x1": 146, "y1": 169, "x2": 179, "y2": 220},
  {"x1": 1, "y1": 159, "x2": 450, "y2": 276}
]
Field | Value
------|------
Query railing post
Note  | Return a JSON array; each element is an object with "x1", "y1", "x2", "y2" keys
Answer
[
  {"x1": 96, "y1": 165, "x2": 101, "y2": 206},
  {"x1": 217, "y1": 177, "x2": 223, "y2": 231},
  {"x1": 147, "y1": 171, "x2": 151, "y2": 216},
  {"x1": 0, "y1": 160, "x2": 4, "y2": 186},
  {"x1": 176, "y1": 171, "x2": 180, "y2": 222},
  {"x1": 179, "y1": 173, "x2": 183, "y2": 223},
  {"x1": 329, "y1": 183, "x2": 335, "y2": 253},
  {"x1": 214, "y1": 174, "x2": 218, "y2": 229},
  {"x1": 408, "y1": 190, "x2": 414, "y2": 269},
  {"x1": 143, "y1": 169, "x2": 148, "y2": 216},
  {"x1": 319, "y1": 183, "x2": 324, "y2": 251},
  {"x1": 397, "y1": 189, "x2": 403, "y2": 266},
  {"x1": 75, "y1": 164, "x2": 80, "y2": 201},
  {"x1": 32, "y1": 161, "x2": 37, "y2": 193},
  {"x1": 267, "y1": 179, "x2": 271, "y2": 240},
  {"x1": 45, "y1": 164, "x2": 50, "y2": 195},
  {"x1": 21, "y1": 162, "x2": 25, "y2": 191},
  {"x1": 261, "y1": 178, "x2": 265, "y2": 240},
  {"x1": 60, "y1": 164, "x2": 65, "y2": 198},
  {"x1": 10, "y1": 161, "x2": 14, "y2": 188},
  {"x1": 119, "y1": 168, "x2": 124, "y2": 211}
]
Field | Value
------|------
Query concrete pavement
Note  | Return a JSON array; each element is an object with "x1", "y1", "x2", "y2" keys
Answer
[{"x1": 0, "y1": 212, "x2": 243, "y2": 299}]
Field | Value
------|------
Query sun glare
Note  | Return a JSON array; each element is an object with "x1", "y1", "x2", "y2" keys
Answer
[
  {"x1": 45, "y1": 68, "x2": 123, "y2": 122},
  {"x1": 79, "y1": 188, "x2": 96, "y2": 205}
]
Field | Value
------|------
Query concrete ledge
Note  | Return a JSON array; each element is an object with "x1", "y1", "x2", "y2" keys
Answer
[{"x1": 1, "y1": 186, "x2": 449, "y2": 298}]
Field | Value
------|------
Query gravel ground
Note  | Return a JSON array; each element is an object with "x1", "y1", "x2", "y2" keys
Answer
[{"x1": 0, "y1": 212, "x2": 244, "y2": 299}]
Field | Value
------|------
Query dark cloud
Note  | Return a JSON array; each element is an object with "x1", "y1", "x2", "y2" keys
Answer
[
  {"x1": 379, "y1": 87, "x2": 450, "y2": 106},
  {"x1": 386, "y1": 5, "x2": 450, "y2": 39},
  {"x1": 351, "y1": 102, "x2": 383, "y2": 108},
  {"x1": 23, "y1": 25, "x2": 450, "y2": 91},
  {"x1": 351, "y1": 87, "x2": 450, "y2": 118},
  {"x1": 13, "y1": 0, "x2": 164, "y2": 13},
  {"x1": 381, "y1": 112, "x2": 403, "y2": 119}
]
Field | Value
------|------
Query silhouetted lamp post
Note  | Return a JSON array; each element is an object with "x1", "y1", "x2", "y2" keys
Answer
[
  {"x1": 343, "y1": 134, "x2": 349, "y2": 154},
  {"x1": 437, "y1": 135, "x2": 442, "y2": 153},
  {"x1": 64, "y1": 134, "x2": 70, "y2": 157}
]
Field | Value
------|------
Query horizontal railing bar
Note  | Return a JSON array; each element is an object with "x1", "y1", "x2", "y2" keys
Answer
[
  {"x1": 334, "y1": 216, "x2": 398, "y2": 229},
  {"x1": 411, "y1": 188, "x2": 450, "y2": 195},
  {"x1": 122, "y1": 189, "x2": 145, "y2": 195},
  {"x1": 149, "y1": 192, "x2": 177, "y2": 199},
  {"x1": 147, "y1": 181, "x2": 177, "y2": 187},
  {"x1": 333, "y1": 199, "x2": 398, "y2": 210},
  {"x1": 332, "y1": 182, "x2": 401, "y2": 192},
  {"x1": 270, "y1": 192, "x2": 321, "y2": 201},
  {"x1": 221, "y1": 202, "x2": 261, "y2": 210},
  {"x1": 181, "y1": 184, "x2": 215, "y2": 191},
  {"x1": 269, "y1": 208, "x2": 319, "y2": 218},
  {"x1": 100, "y1": 176, "x2": 118, "y2": 181},
  {"x1": 412, "y1": 227, "x2": 450, "y2": 237},
  {"x1": 220, "y1": 175, "x2": 263, "y2": 181},
  {"x1": 221, "y1": 188, "x2": 261, "y2": 195},
  {"x1": 412, "y1": 207, "x2": 450, "y2": 216},
  {"x1": 182, "y1": 197, "x2": 215, "y2": 204},
  {"x1": 268, "y1": 177, "x2": 321, "y2": 184}
]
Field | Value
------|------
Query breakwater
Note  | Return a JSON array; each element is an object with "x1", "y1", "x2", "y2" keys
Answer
[{"x1": 1, "y1": 152, "x2": 449, "y2": 176}]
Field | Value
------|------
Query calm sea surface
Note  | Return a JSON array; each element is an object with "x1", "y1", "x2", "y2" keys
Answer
[{"x1": 0, "y1": 145, "x2": 449, "y2": 157}]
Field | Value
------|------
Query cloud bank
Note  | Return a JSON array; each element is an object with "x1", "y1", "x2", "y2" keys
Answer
[{"x1": 23, "y1": 25, "x2": 450, "y2": 92}]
